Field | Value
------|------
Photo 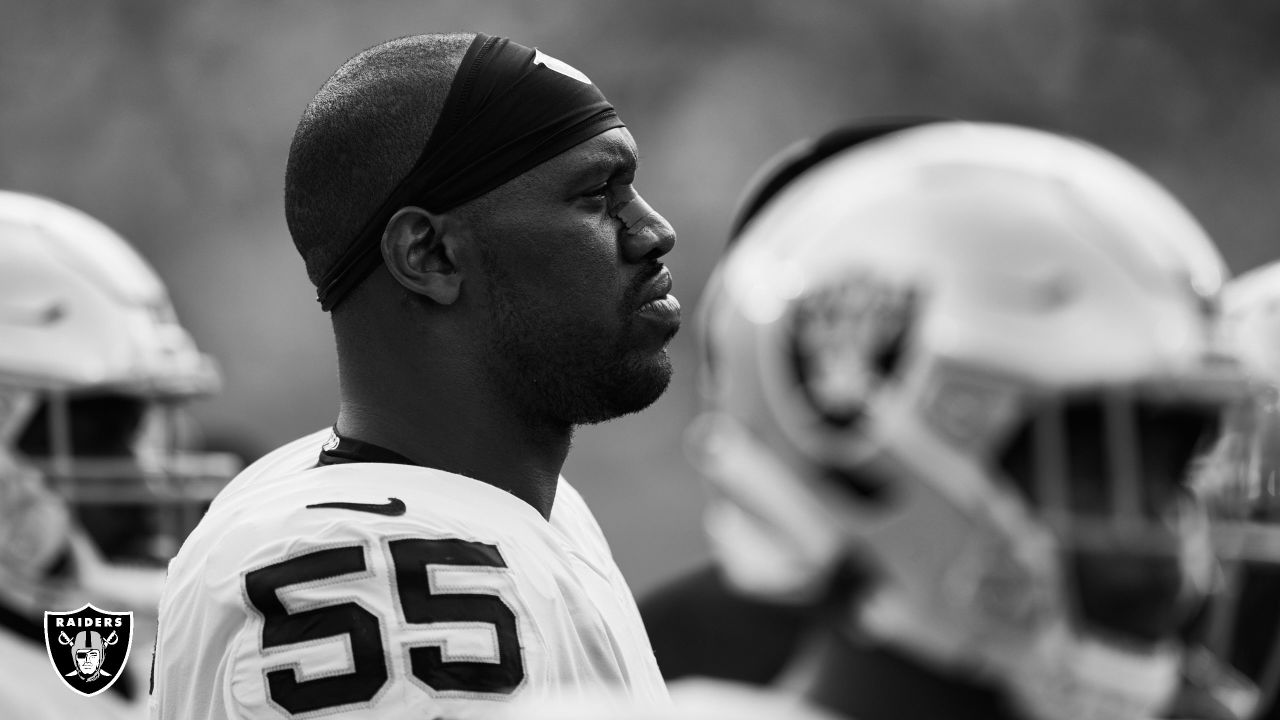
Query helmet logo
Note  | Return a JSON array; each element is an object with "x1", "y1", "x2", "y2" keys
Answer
[
  {"x1": 789, "y1": 273, "x2": 916, "y2": 427},
  {"x1": 43, "y1": 604, "x2": 134, "y2": 697}
]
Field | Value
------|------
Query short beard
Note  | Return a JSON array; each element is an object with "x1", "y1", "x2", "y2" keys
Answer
[{"x1": 482, "y1": 263, "x2": 673, "y2": 428}]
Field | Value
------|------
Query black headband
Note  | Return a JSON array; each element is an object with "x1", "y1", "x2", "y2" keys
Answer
[{"x1": 316, "y1": 33, "x2": 625, "y2": 311}]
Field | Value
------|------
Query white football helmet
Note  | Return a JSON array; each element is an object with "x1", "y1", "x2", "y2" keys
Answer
[
  {"x1": 692, "y1": 122, "x2": 1256, "y2": 720},
  {"x1": 0, "y1": 190, "x2": 237, "y2": 615}
]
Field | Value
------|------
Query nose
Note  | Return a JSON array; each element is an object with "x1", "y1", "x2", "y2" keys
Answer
[{"x1": 619, "y1": 191, "x2": 676, "y2": 263}]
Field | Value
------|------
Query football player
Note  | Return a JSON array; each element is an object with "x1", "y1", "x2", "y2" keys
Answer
[
  {"x1": 0, "y1": 190, "x2": 235, "y2": 719},
  {"x1": 523, "y1": 120, "x2": 1266, "y2": 720},
  {"x1": 151, "y1": 32, "x2": 677, "y2": 719},
  {"x1": 639, "y1": 120, "x2": 941, "y2": 687}
]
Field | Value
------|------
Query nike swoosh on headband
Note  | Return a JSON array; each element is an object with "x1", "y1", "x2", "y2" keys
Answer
[{"x1": 306, "y1": 497, "x2": 407, "y2": 517}]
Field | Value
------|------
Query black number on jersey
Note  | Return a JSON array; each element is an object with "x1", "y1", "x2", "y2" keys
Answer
[
  {"x1": 244, "y1": 547, "x2": 388, "y2": 714},
  {"x1": 390, "y1": 538, "x2": 524, "y2": 693},
  {"x1": 244, "y1": 540, "x2": 524, "y2": 716}
]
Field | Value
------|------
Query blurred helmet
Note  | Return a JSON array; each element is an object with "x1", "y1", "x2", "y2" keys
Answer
[
  {"x1": 691, "y1": 122, "x2": 1254, "y2": 720},
  {"x1": 1185, "y1": 261, "x2": 1280, "y2": 719},
  {"x1": 1208, "y1": 261, "x2": 1280, "y2": 524},
  {"x1": 0, "y1": 190, "x2": 237, "y2": 614}
]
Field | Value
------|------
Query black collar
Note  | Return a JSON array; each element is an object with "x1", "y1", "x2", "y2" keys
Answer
[{"x1": 317, "y1": 429, "x2": 418, "y2": 467}]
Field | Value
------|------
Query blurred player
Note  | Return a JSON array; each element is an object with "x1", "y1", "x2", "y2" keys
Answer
[
  {"x1": 151, "y1": 32, "x2": 677, "y2": 719},
  {"x1": 692, "y1": 120, "x2": 1271, "y2": 720},
  {"x1": 640, "y1": 120, "x2": 940, "y2": 687},
  {"x1": 523, "y1": 120, "x2": 1264, "y2": 720},
  {"x1": 0, "y1": 190, "x2": 235, "y2": 718}
]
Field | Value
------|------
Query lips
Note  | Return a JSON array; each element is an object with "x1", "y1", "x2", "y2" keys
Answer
[
  {"x1": 634, "y1": 267, "x2": 682, "y2": 327},
  {"x1": 637, "y1": 267, "x2": 674, "y2": 306},
  {"x1": 638, "y1": 296, "x2": 681, "y2": 316}
]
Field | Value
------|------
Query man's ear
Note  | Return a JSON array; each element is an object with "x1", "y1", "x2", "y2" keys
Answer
[{"x1": 381, "y1": 206, "x2": 462, "y2": 305}]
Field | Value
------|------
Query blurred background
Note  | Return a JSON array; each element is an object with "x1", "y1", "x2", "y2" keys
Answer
[{"x1": 4, "y1": 0, "x2": 1280, "y2": 597}]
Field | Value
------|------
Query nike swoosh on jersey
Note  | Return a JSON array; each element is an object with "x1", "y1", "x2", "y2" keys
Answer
[{"x1": 305, "y1": 497, "x2": 407, "y2": 516}]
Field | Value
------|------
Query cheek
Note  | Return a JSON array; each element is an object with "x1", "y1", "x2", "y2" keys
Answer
[
  {"x1": 500, "y1": 219, "x2": 624, "y2": 310},
  {"x1": 548, "y1": 262, "x2": 626, "y2": 322}
]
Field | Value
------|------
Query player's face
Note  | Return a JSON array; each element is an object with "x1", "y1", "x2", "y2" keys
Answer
[{"x1": 466, "y1": 127, "x2": 680, "y2": 425}]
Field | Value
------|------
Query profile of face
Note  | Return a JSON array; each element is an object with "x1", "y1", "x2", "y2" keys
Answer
[{"x1": 462, "y1": 127, "x2": 681, "y2": 425}]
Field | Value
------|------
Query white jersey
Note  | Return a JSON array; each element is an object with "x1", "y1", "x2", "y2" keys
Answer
[{"x1": 150, "y1": 429, "x2": 667, "y2": 720}]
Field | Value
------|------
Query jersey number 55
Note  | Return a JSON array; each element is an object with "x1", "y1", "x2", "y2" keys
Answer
[{"x1": 244, "y1": 538, "x2": 524, "y2": 715}]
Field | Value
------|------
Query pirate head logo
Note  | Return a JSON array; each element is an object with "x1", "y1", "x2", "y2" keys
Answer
[
  {"x1": 68, "y1": 629, "x2": 114, "y2": 680},
  {"x1": 43, "y1": 603, "x2": 133, "y2": 697},
  {"x1": 789, "y1": 271, "x2": 917, "y2": 428}
]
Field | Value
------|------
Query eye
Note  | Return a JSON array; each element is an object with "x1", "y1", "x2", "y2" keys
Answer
[{"x1": 583, "y1": 184, "x2": 609, "y2": 200}]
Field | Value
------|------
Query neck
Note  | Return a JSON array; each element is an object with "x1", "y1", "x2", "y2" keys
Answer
[
  {"x1": 334, "y1": 326, "x2": 571, "y2": 519},
  {"x1": 336, "y1": 396, "x2": 569, "y2": 519},
  {"x1": 790, "y1": 628, "x2": 1021, "y2": 720}
]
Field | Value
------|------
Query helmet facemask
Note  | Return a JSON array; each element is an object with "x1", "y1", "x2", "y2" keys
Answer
[
  {"x1": 11, "y1": 388, "x2": 237, "y2": 565},
  {"x1": 1180, "y1": 386, "x2": 1280, "y2": 719}
]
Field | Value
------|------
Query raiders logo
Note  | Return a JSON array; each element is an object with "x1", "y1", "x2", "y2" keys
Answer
[
  {"x1": 788, "y1": 272, "x2": 916, "y2": 428},
  {"x1": 43, "y1": 604, "x2": 134, "y2": 697}
]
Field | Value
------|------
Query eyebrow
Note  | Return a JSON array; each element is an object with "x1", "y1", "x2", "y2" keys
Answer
[{"x1": 574, "y1": 151, "x2": 637, "y2": 184}]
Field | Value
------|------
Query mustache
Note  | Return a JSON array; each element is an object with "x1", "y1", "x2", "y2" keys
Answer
[
  {"x1": 619, "y1": 262, "x2": 667, "y2": 313},
  {"x1": 627, "y1": 261, "x2": 666, "y2": 295}
]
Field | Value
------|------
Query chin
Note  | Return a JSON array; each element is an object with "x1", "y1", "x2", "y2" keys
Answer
[{"x1": 575, "y1": 350, "x2": 674, "y2": 425}]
